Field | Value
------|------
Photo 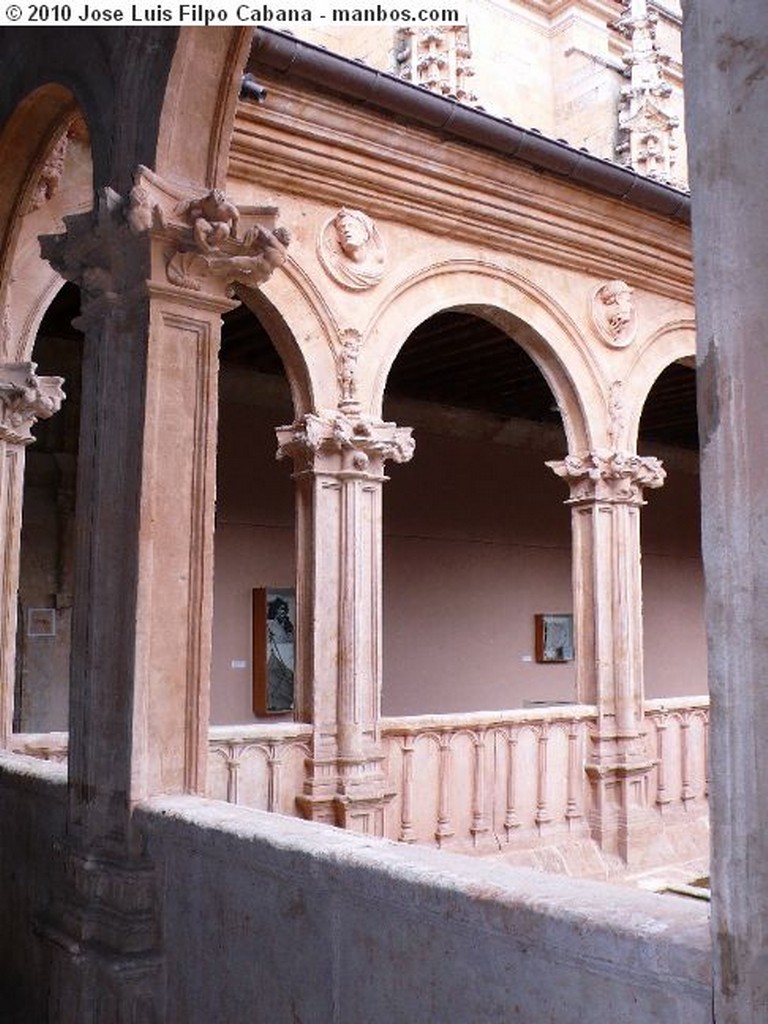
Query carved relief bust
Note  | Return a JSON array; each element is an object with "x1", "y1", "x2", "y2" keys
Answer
[
  {"x1": 591, "y1": 279, "x2": 637, "y2": 348},
  {"x1": 318, "y1": 208, "x2": 386, "y2": 290}
]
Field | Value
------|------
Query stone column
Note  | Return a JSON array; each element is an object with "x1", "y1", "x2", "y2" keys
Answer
[
  {"x1": 277, "y1": 410, "x2": 414, "y2": 834},
  {"x1": 0, "y1": 365, "x2": 65, "y2": 744},
  {"x1": 684, "y1": 3, "x2": 768, "y2": 1017},
  {"x1": 36, "y1": 170, "x2": 291, "y2": 1019},
  {"x1": 548, "y1": 448, "x2": 665, "y2": 863}
]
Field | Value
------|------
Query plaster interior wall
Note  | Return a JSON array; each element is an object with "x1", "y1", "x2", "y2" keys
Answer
[
  {"x1": 380, "y1": 411, "x2": 575, "y2": 715},
  {"x1": 641, "y1": 454, "x2": 705, "y2": 698}
]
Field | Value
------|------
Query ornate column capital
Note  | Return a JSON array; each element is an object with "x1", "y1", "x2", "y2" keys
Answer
[
  {"x1": 39, "y1": 185, "x2": 148, "y2": 329},
  {"x1": 276, "y1": 411, "x2": 415, "y2": 475},
  {"x1": 547, "y1": 448, "x2": 666, "y2": 504},
  {"x1": 128, "y1": 165, "x2": 290, "y2": 297},
  {"x1": 39, "y1": 166, "x2": 291, "y2": 320},
  {"x1": 0, "y1": 362, "x2": 65, "y2": 445}
]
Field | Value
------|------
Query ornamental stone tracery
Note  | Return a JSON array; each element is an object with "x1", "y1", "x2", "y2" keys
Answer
[
  {"x1": 0, "y1": 363, "x2": 66, "y2": 445},
  {"x1": 395, "y1": 25, "x2": 478, "y2": 106},
  {"x1": 616, "y1": 0, "x2": 681, "y2": 186}
]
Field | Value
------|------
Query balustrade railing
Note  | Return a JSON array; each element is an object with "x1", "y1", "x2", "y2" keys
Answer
[
  {"x1": 644, "y1": 697, "x2": 709, "y2": 811},
  {"x1": 8, "y1": 697, "x2": 710, "y2": 847},
  {"x1": 380, "y1": 706, "x2": 597, "y2": 851},
  {"x1": 207, "y1": 723, "x2": 312, "y2": 815}
]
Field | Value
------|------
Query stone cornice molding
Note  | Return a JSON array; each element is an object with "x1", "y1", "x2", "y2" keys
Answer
[
  {"x1": 0, "y1": 362, "x2": 65, "y2": 445},
  {"x1": 547, "y1": 448, "x2": 666, "y2": 504},
  {"x1": 276, "y1": 411, "x2": 415, "y2": 474},
  {"x1": 232, "y1": 88, "x2": 693, "y2": 304}
]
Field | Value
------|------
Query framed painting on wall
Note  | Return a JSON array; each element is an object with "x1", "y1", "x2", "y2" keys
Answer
[
  {"x1": 253, "y1": 587, "x2": 296, "y2": 715},
  {"x1": 534, "y1": 613, "x2": 574, "y2": 663}
]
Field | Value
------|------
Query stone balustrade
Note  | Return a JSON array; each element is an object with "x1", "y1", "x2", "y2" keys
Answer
[
  {"x1": 644, "y1": 696, "x2": 710, "y2": 811},
  {"x1": 206, "y1": 723, "x2": 313, "y2": 814},
  {"x1": 381, "y1": 705, "x2": 598, "y2": 851},
  {"x1": 9, "y1": 697, "x2": 710, "y2": 852}
]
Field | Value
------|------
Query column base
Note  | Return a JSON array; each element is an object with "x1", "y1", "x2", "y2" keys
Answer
[
  {"x1": 38, "y1": 842, "x2": 164, "y2": 1023},
  {"x1": 296, "y1": 754, "x2": 394, "y2": 836},
  {"x1": 586, "y1": 758, "x2": 658, "y2": 867}
]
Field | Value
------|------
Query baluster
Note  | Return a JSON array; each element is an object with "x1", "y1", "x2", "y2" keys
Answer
[
  {"x1": 680, "y1": 712, "x2": 694, "y2": 803},
  {"x1": 226, "y1": 742, "x2": 241, "y2": 805},
  {"x1": 470, "y1": 729, "x2": 489, "y2": 845},
  {"x1": 655, "y1": 714, "x2": 671, "y2": 808},
  {"x1": 504, "y1": 727, "x2": 521, "y2": 837},
  {"x1": 399, "y1": 734, "x2": 416, "y2": 843},
  {"x1": 267, "y1": 742, "x2": 282, "y2": 813},
  {"x1": 535, "y1": 723, "x2": 552, "y2": 827},
  {"x1": 435, "y1": 732, "x2": 455, "y2": 847},
  {"x1": 565, "y1": 719, "x2": 583, "y2": 824}
]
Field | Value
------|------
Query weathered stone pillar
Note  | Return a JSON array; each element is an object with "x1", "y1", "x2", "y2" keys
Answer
[
  {"x1": 277, "y1": 410, "x2": 414, "y2": 834},
  {"x1": 0, "y1": 364, "x2": 65, "y2": 744},
  {"x1": 36, "y1": 169, "x2": 291, "y2": 1019},
  {"x1": 548, "y1": 448, "x2": 665, "y2": 863},
  {"x1": 683, "y1": 3, "x2": 768, "y2": 1017}
]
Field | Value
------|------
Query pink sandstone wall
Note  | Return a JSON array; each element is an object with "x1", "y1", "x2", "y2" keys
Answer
[{"x1": 212, "y1": 395, "x2": 707, "y2": 723}]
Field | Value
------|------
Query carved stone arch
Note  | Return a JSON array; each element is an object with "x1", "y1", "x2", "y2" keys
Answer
[
  {"x1": 235, "y1": 284, "x2": 316, "y2": 420},
  {"x1": 365, "y1": 261, "x2": 600, "y2": 454},
  {"x1": 623, "y1": 319, "x2": 696, "y2": 451},
  {"x1": 0, "y1": 84, "x2": 82, "y2": 321},
  {"x1": 155, "y1": 28, "x2": 253, "y2": 190},
  {"x1": 0, "y1": 83, "x2": 94, "y2": 368}
]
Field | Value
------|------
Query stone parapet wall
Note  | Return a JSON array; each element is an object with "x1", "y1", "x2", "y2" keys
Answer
[
  {"x1": 138, "y1": 794, "x2": 711, "y2": 1024},
  {"x1": 0, "y1": 753, "x2": 67, "y2": 1024}
]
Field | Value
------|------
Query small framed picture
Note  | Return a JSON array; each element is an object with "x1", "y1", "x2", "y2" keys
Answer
[
  {"x1": 27, "y1": 608, "x2": 56, "y2": 638},
  {"x1": 253, "y1": 587, "x2": 296, "y2": 715},
  {"x1": 534, "y1": 613, "x2": 574, "y2": 663}
]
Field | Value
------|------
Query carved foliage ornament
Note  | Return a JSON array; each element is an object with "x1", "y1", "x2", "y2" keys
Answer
[
  {"x1": 546, "y1": 449, "x2": 666, "y2": 505},
  {"x1": 276, "y1": 412, "x2": 415, "y2": 473},
  {"x1": 591, "y1": 279, "x2": 637, "y2": 349},
  {"x1": 0, "y1": 363, "x2": 65, "y2": 445},
  {"x1": 39, "y1": 187, "x2": 128, "y2": 324},
  {"x1": 395, "y1": 25, "x2": 478, "y2": 105},
  {"x1": 318, "y1": 208, "x2": 386, "y2": 291}
]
